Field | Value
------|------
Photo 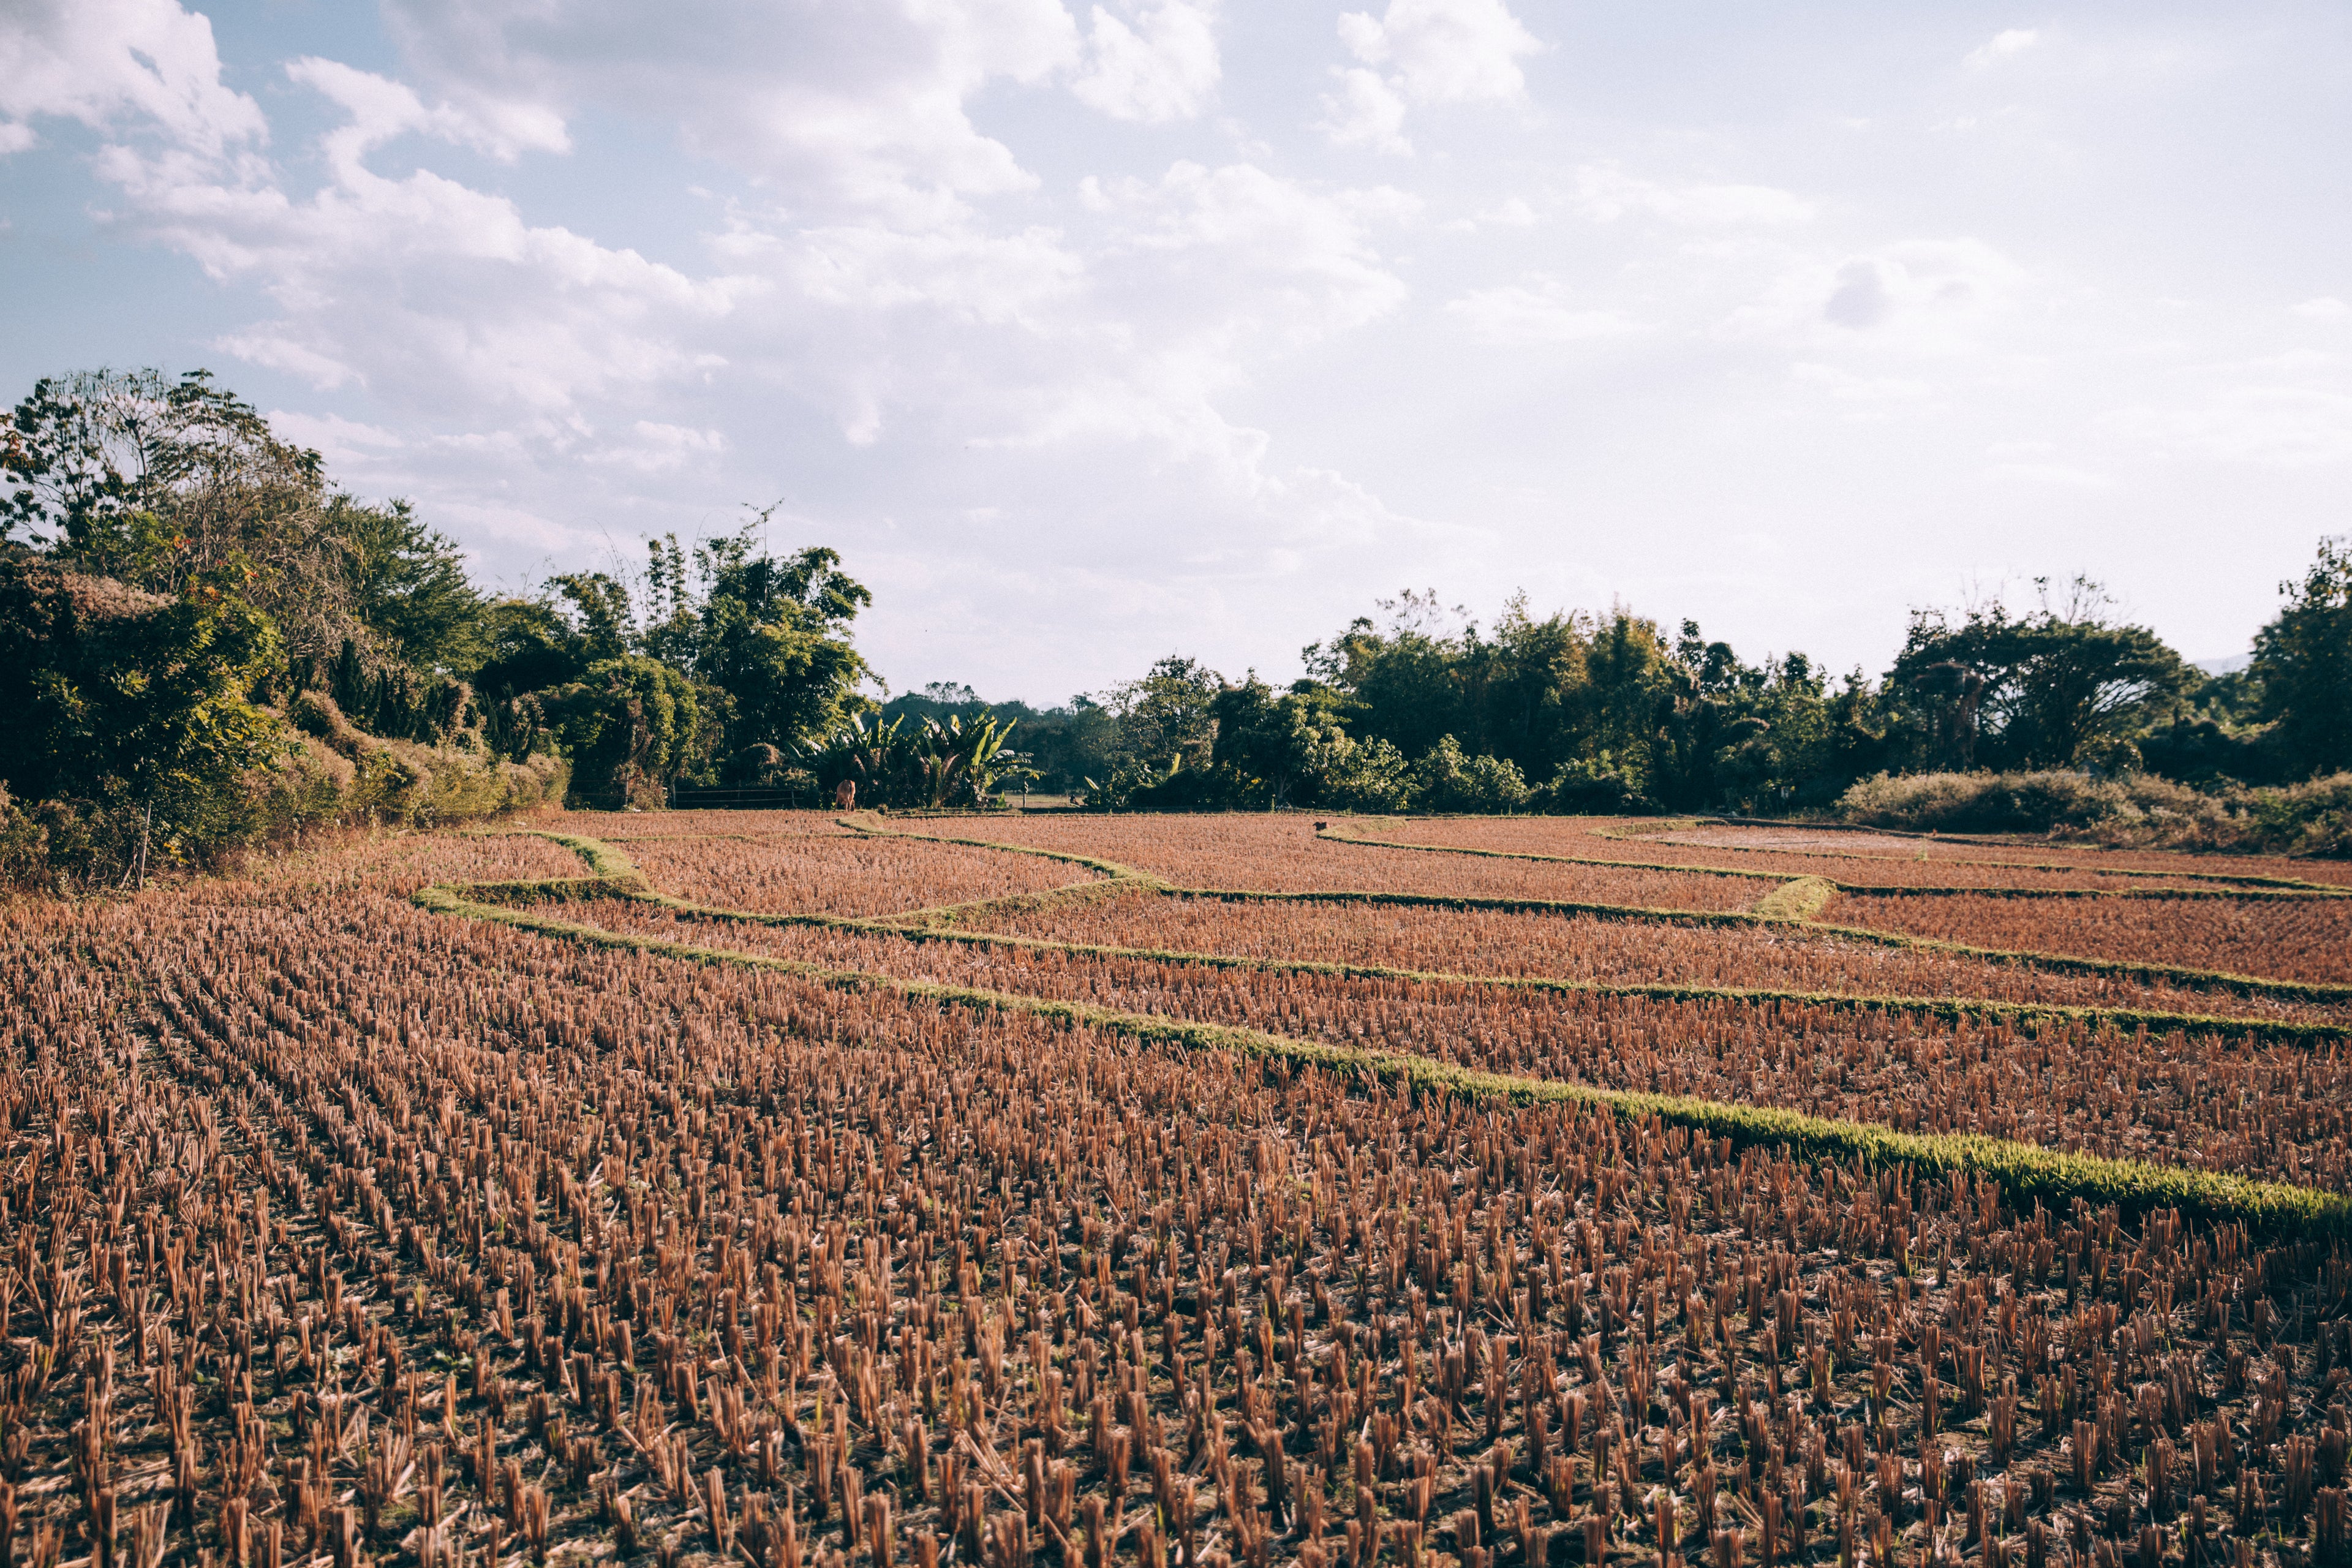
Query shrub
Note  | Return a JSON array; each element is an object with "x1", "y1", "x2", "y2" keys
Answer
[
  {"x1": 543, "y1": 655, "x2": 700, "y2": 809},
  {"x1": 1838, "y1": 768, "x2": 2352, "y2": 856},
  {"x1": 1542, "y1": 752, "x2": 1661, "y2": 815},
  {"x1": 1411, "y1": 735, "x2": 1532, "y2": 813},
  {"x1": 1326, "y1": 735, "x2": 1414, "y2": 812},
  {"x1": 288, "y1": 690, "x2": 566, "y2": 828},
  {"x1": 2243, "y1": 772, "x2": 2352, "y2": 856}
]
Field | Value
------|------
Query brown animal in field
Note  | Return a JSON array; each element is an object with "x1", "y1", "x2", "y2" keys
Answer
[{"x1": 835, "y1": 780, "x2": 856, "y2": 810}]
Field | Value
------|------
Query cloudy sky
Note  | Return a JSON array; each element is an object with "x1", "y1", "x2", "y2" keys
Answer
[{"x1": 3, "y1": 0, "x2": 2346, "y2": 702}]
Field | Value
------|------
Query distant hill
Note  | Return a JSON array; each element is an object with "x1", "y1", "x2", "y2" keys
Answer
[{"x1": 2195, "y1": 654, "x2": 2252, "y2": 676}]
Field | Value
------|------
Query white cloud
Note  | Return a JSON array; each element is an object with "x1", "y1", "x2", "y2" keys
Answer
[
  {"x1": 591, "y1": 421, "x2": 729, "y2": 473},
  {"x1": 727, "y1": 218, "x2": 1082, "y2": 328},
  {"x1": 1722, "y1": 238, "x2": 2033, "y2": 356},
  {"x1": 1966, "y1": 28, "x2": 2041, "y2": 67},
  {"x1": 14, "y1": 0, "x2": 2343, "y2": 702},
  {"x1": 1321, "y1": 0, "x2": 1537, "y2": 152},
  {"x1": 2105, "y1": 388, "x2": 2352, "y2": 468},
  {"x1": 219, "y1": 333, "x2": 364, "y2": 390},
  {"x1": 1446, "y1": 283, "x2": 1642, "y2": 344},
  {"x1": 1985, "y1": 460, "x2": 2113, "y2": 489},
  {"x1": 1071, "y1": 0, "x2": 1220, "y2": 123},
  {"x1": 1439, "y1": 193, "x2": 1537, "y2": 232},
  {"x1": 1338, "y1": 0, "x2": 1540, "y2": 105},
  {"x1": 378, "y1": 0, "x2": 1084, "y2": 224},
  {"x1": 284, "y1": 57, "x2": 566, "y2": 169},
  {"x1": 1787, "y1": 361, "x2": 1932, "y2": 414},
  {"x1": 1085, "y1": 161, "x2": 1415, "y2": 337},
  {"x1": 0, "y1": 0, "x2": 265, "y2": 156},
  {"x1": 1316, "y1": 69, "x2": 1411, "y2": 154},
  {"x1": 87, "y1": 59, "x2": 743, "y2": 417},
  {"x1": 264, "y1": 409, "x2": 406, "y2": 462},
  {"x1": 1573, "y1": 165, "x2": 1815, "y2": 227}
]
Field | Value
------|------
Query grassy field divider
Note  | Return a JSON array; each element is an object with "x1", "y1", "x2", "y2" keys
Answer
[
  {"x1": 475, "y1": 830, "x2": 2352, "y2": 1049},
  {"x1": 839, "y1": 813, "x2": 1164, "y2": 886},
  {"x1": 801, "y1": 819, "x2": 2352, "y2": 1006},
  {"x1": 415, "y1": 866, "x2": 2352, "y2": 1237},
  {"x1": 1178, "y1": 885, "x2": 2352, "y2": 1004},
  {"x1": 1320, "y1": 820, "x2": 2349, "y2": 900}
]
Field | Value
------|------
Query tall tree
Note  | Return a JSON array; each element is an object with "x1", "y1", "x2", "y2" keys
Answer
[
  {"x1": 331, "y1": 496, "x2": 486, "y2": 675},
  {"x1": 1888, "y1": 578, "x2": 2191, "y2": 770},
  {"x1": 1095, "y1": 655, "x2": 1225, "y2": 777},
  {"x1": 690, "y1": 538, "x2": 875, "y2": 753},
  {"x1": 0, "y1": 555, "x2": 284, "y2": 858},
  {"x1": 2252, "y1": 535, "x2": 2352, "y2": 777},
  {"x1": 2, "y1": 369, "x2": 356, "y2": 662}
]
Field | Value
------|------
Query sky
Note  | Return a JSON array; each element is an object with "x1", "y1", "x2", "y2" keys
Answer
[{"x1": 2, "y1": 0, "x2": 2347, "y2": 705}]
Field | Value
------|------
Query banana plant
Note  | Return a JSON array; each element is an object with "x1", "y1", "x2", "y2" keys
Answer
[
  {"x1": 918, "y1": 712, "x2": 1027, "y2": 807},
  {"x1": 796, "y1": 710, "x2": 1030, "y2": 807}
]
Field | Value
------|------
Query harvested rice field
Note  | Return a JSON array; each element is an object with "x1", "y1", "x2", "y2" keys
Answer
[{"x1": 4, "y1": 808, "x2": 2349, "y2": 1568}]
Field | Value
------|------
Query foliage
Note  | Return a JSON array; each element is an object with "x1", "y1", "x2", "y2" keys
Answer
[
  {"x1": 1887, "y1": 577, "x2": 2193, "y2": 772},
  {"x1": 1093, "y1": 655, "x2": 1223, "y2": 777},
  {"x1": 331, "y1": 494, "x2": 487, "y2": 675},
  {"x1": 1295, "y1": 596, "x2": 1892, "y2": 813},
  {"x1": 1409, "y1": 734, "x2": 1531, "y2": 812},
  {"x1": 1540, "y1": 752, "x2": 1659, "y2": 815},
  {"x1": 284, "y1": 690, "x2": 565, "y2": 828},
  {"x1": 471, "y1": 598, "x2": 592, "y2": 713},
  {"x1": 1, "y1": 368, "x2": 360, "y2": 662},
  {"x1": 684, "y1": 538, "x2": 874, "y2": 756},
  {"x1": 1203, "y1": 677, "x2": 1355, "y2": 809},
  {"x1": 793, "y1": 710, "x2": 1030, "y2": 809},
  {"x1": 1838, "y1": 767, "x2": 2352, "y2": 856},
  {"x1": 2252, "y1": 534, "x2": 2352, "y2": 778},
  {"x1": 0, "y1": 552, "x2": 287, "y2": 878},
  {"x1": 543, "y1": 655, "x2": 703, "y2": 810}
]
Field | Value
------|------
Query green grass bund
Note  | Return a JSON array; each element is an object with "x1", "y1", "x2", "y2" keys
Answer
[
  {"x1": 840, "y1": 818, "x2": 2352, "y2": 1005},
  {"x1": 415, "y1": 861, "x2": 2352, "y2": 1238}
]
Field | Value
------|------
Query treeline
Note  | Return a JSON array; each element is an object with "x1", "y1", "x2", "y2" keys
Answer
[
  {"x1": 846, "y1": 559, "x2": 2352, "y2": 853},
  {"x1": 941, "y1": 568, "x2": 2352, "y2": 850},
  {"x1": 0, "y1": 369, "x2": 889, "y2": 888},
  {"x1": 6, "y1": 366, "x2": 2348, "y2": 886}
]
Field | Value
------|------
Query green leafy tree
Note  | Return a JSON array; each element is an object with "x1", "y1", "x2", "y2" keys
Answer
[
  {"x1": 1571, "y1": 611, "x2": 1676, "y2": 796},
  {"x1": 1478, "y1": 595, "x2": 1593, "y2": 781},
  {"x1": 1888, "y1": 578, "x2": 2192, "y2": 771},
  {"x1": 332, "y1": 496, "x2": 486, "y2": 674},
  {"x1": 473, "y1": 598, "x2": 590, "y2": 700},
  {"x1": 1093, "y1": 655, "x2": 1224, "y2": 779},
  {"x1": 1327, "y1": 736, "x2": 1414, "y2": 812},
  {"x1": 0, "y1": 556, "x2": 285, "y2": 872},
  {"x1": 2252, "y1": 536, "x2": 2352, "y2": 778},
  {"x1": 2, "y1": 368, "x2": 358, "y2": 662},
  {"x1": 1303, "y1": 590, "x2": 1470, "y2": 761},
  {"x1": 793, "y1": 710, "x2": 1028, "y2": 807},
  {"x1": 1412, "y1": 735, "x2": 1531, "y2": 813},
  {"x1": 1207, "y1": 677, "x2": 1356, "y2": 808},
  {"x1": 549, "y1": 571, "x2": 636, "y2": 664},
  {"x1": 544, "y1": 655, "x2": 701, "y2": 809},
  {"x1": 691, "y1": 540, "x2": 875, "y2": 754}
]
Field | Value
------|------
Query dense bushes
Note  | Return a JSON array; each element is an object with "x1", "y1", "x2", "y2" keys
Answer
[
  {"x1": 0, "y1": 687, "x2": 565, "y2": 892},
  {"x1": 1838, "y1": 768, "x2": 2352, "y2": 855},
  {"x1": 285, "y1": 692, "x2": 565, "y2": 826},
  {"x1": 0, "y1": 553, "x2": 564, "y2": 891}
]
